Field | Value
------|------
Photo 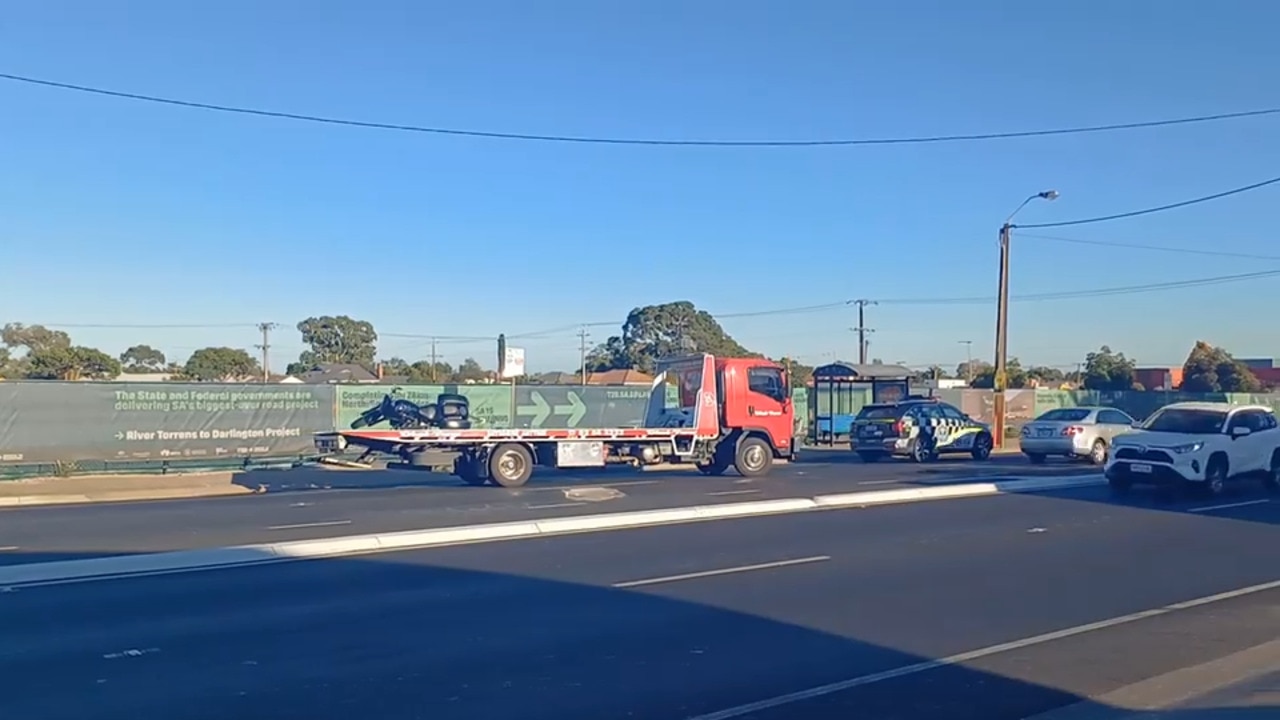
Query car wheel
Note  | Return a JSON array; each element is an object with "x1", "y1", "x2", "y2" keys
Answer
[
  {"x1": 970, "y1": 433, "x2": 993, "y2": 461},
  {"x1": 909, "y1": 439, "x2": 936, "y2": 463},
  {"x1": 1026, "y1": 453, "x2": 1046, "y2": 465},
  {"x1": 1198, "y1": 457, "x2": 1228, "y2": 498},
  {"x1": 1089, "y1": 439, "x2": 1108, "y2": 465}
]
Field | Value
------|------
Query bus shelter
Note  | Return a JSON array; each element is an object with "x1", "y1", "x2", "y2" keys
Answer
[{"x1": 811, "y1": 362, "x2": 913, "y2": 445}]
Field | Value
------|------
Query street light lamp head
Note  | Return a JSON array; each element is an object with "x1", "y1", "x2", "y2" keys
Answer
[{"x1": 1038, "y1": 190, "x2": 1060, "y2": 201}]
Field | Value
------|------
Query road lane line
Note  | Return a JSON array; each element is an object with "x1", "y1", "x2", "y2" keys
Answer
[
  {"x1": 527, "y1": 479, "x2": 664, "y2": 493},
  {"x1": 857, "y1": 479, "x2": 902, "y2": 486},
  {"x1": 687, "y1": 577, "x2": 1280, "y2": 720},
  {"x1": 266, "y1": 520, "x2": 352, "y2": 531},
  {"x1": 0, "y1": 546, "x2": 18, "y2": 552},
  {"x1": 706, "y1": 489, "x2": 762, "y2": 497},
  {"x1": 526, "y1": 502, "x2": 588, "y2": 510},
  {"x1": 612, "y1": 555, "x2": 830, "y2": 589},
  {"x1": 1187, "y1": 499, "x2": 1270, "y2": 513}
]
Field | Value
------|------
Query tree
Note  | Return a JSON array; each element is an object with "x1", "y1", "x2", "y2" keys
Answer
[
  {"x1": 295, "y1": 315, "x2": 378, "y2": 369},
  {"x1": 379, "y1": 357, "x2": 412, "y2": 377},
  {"x1": 454, "y1": 357, "x2": 488, "y2": 383},
  {"x1": 1026, "y1": 366, "x2": 1065, "y2": 386},
  {"x1": 119, "y1": 344, "x2": 167, "y2": 373},
  {"x1": 1080, "y1": 346, "x2": 1137, "y2": 391},
  {"x1": 408, "y1": 360, "x2": 454, "y2": 383},
  {"x1": 26, "y1": 346, "x2": 121, "y2": 380},
  {"x1": 923, "y1": 365, "x2": 951, "y2": 380},
  {"x1": 1181, "y1": 341, "x2": 1261, "y2": 393},
  {"x1": 955, "y1": 360, "x2": 992, "y2": 384},
  {"x1": 589, "y1": 301, "x2": 757, "y2": 374},
  {"x1": 1, "y1": 322, "x2": 72, "y2": 355},
  {"x1": 971, "y1": 357, "x2": 1026, "y2": 389},
  {"x1": 777, "y1": 356, "x2": 814, "y2": 389},
  {"x1": 184, "y1": 347, "x2": 261, "y2": 382}
]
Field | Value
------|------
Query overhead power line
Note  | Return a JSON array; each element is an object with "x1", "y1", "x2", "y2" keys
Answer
[
  {"x1": 3, "y1": 71, "x2": 1277, "y2": 148},
  {"x1": 28, "y1": 266, "x2": 1280, "y2": 347},
  {"x1": 1019, "y1": 232, "x2": 1280, "y2": 261},
  {"x1": 1014, "y1": 174, "x2": 1280, "y2": 229}
]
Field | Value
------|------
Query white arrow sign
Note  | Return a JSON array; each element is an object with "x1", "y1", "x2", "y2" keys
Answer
[
  {"x1": 553, "y1": 391, "x2": 587, "y2": 427},
  {"x1": 516, "y1": 391, "x2": 551, "y2": 426}
]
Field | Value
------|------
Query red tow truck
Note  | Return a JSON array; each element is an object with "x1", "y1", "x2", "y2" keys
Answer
[{"x1": 312, "y1": 354, "x2": 798, "y2": 487}]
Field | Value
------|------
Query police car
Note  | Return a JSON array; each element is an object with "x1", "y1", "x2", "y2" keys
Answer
[{"x1": 850, "y1": 397, "x2": 995, "y2": 463}]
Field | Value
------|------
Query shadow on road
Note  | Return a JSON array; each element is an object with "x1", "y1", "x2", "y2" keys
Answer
[{"x1": 0, "y1": 545, "x2": 1274, "y2": 720}]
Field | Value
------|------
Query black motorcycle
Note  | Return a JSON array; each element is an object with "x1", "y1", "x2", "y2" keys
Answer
[{"x1": 350, "y1": 388, "x2": 472, "y2": 430}]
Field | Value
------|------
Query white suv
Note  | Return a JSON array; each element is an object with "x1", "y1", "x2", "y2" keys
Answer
[{"x1": 1104, "y1": 402, "x2": 1280, "y2": 497}]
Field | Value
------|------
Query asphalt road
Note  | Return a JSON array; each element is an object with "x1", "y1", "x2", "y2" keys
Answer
[
  {"x1": 0, "y1": 450, "x2": 1099, "y2": 563},
  {"x1": 2, "y1": 487, "x2": 1278, "y2": 719}
]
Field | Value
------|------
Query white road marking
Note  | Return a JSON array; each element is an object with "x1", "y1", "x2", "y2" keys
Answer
[
  {"x1": 526, "y1": 502, "x2": 588, "y2": 510},
  {"x1": 102, "y1": 647, "x2": 160, "y2": 660},
  {"x1": 1187, "y1": 499, "x2": 1270, "y2": 513},
  {"x1": 612, "y1": 555, "x2": 830, "y2": 589},
  {"x1": 0, "y1": 546, "x2": 19, "y2": 552},
  {"x1": 687, "y1": 577, "x2": 1280, "y2": 720},
  {"x1": 858, "y1": 479, "x2": 901, "y2": 486},
  {"x1": 706, "y1": 489, "x2": 762, "y2": 497},
  {"x1": 288, "y1": 502, "x2": 313, "y2": 508},
  {"x1": 266, "y1": 520, "x2": 352, "y2": 531}
]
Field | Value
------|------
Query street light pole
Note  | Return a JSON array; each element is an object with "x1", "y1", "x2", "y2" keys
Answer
[
  {"x1": 958, "y1": 340, "x2": 974, "y2": 383},
  {"x1": 991, "y1": 190, "x2": 1058, "y2": 449}
]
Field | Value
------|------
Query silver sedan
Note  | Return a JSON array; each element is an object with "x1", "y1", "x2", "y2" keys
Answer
[{"x1": 1020, "y1": 406, "x2": 1138, "y2": 465}]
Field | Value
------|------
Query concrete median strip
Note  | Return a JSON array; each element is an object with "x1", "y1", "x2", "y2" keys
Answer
[{"x1": 0, "y1": 474, "x2": 1105, "y2": 588}]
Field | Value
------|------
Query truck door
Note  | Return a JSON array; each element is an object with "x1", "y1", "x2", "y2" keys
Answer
[{"x1": 744, "y1": 365, "x2": 792, "y2": 449}]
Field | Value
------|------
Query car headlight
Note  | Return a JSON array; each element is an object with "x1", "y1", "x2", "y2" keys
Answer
[{"x1": 1171, "y1": 442, "x2": 1204, "y2": 454}]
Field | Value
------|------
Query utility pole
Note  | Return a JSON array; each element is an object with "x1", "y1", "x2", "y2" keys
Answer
[
  {"x1": 255, "y1": 322, "x2": 277, "y2": 383},
  {"x1": 429, "y1": 337, "x2": 439, "y2": 382},
  {"x1": 992, "y1": 189, "x2": 1058, "y2": 450},
  {"x1": 576, "y1": 327, "x2": 590, "y2": 385},
  {"x1": 959, "y1": 340, "x2": 974, "y2": 383},
  {"x1": 853, "y1": 299, "x2": 877, "y2": 364},
  {"x1": 992, "y1": 223, "x2": 1013, "y2": 447}
]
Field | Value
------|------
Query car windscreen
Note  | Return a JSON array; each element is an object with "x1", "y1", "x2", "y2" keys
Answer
[
  {"x1": 1036, "y1": 408, "x2": 1091, "y2": 422},
  {"x1": 1141, "y1": 408, "x2": 1227, "y2": 434},
  {"x1": 857, "y1": 405, "x2": 901, "y2": 420}
]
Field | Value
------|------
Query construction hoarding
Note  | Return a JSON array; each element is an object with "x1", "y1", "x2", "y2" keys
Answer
[{"x1": 0, "y1": 382, "x2": 336, "y2": 464}]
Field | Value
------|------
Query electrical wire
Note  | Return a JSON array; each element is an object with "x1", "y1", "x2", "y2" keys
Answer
[
  {"x1": 27, "y1": 267, "x2": 1280, "y2": 345},
  {"x1": 1017, "y1": 232, "x2": 1280, "y2": 261},
  {"x1": 1013, "y1": 174, "x2": 1280, "y2": 229},
  {"x1": 3, "y1": 71, "x2": 1278, "y2": 147}
]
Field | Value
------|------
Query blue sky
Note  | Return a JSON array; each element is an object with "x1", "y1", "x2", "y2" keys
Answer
[{"x1": 2, "y1": 1, "x2": 1278, "y2": 374}]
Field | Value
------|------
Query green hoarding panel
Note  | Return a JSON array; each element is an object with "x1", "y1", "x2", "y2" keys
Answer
[{"x1": 0, "y1": 382, "x2": 336, "y2": 464}]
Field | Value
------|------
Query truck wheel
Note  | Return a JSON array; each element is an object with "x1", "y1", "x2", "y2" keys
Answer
[
  {"x1": 488, "y1": 443, "x2": 534, "y2": 488},
  {"x1": 734, "y1": 437, "x2": 773, "y2": 477}
]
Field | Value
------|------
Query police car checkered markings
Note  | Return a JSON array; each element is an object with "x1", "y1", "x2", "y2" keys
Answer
[{"x1": 851, "y1": 397, "x2": 992, "y2": 458}]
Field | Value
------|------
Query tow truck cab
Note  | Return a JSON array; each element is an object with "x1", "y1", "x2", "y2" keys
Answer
[
  {"x1": 651, "y1": 354, "x2": 796, "y2": 476},
  {"x1": 714, "y1": 356, "x2": 797, "y2": 457}
]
